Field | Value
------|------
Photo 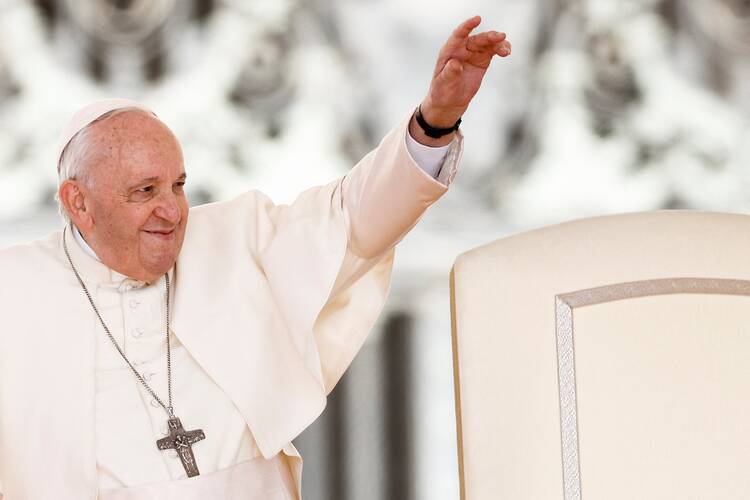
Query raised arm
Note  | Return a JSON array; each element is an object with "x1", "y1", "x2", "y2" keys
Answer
[{"x1": 343, "y1": 16, "x2": 512, "y2": 258}]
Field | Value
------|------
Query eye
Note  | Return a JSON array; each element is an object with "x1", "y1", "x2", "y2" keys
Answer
[{"x1": 129, "y1": 185, "x2": 155, "y2": 202}]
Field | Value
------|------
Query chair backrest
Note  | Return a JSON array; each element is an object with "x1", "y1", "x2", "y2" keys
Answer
[{"x1": 450, "y1": 211, "x2": 750, "y2": 500}]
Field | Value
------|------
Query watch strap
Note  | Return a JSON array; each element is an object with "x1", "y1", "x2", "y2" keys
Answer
[{"x1": 414, "y1": 105, "x2": 462, "y2": 139}]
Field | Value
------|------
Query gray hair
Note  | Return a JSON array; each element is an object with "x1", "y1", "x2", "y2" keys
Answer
[{"x1": 56, "y1": 107, "x2": 149, "y2": 222}]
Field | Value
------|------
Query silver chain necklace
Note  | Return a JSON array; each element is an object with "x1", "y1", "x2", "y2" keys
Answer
[{"x1": 62, "y1": 225, "x2": 206, "y2": 477}]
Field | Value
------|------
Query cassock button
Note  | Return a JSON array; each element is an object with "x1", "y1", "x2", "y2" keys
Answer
[
  {"x1": 169, "y1": 450, "x2": 178, "y2": 459},
  {"x1": 131, "y1": 328, "x2": 144, "y2": 338},
  {"x1": 150, "y1": 399, "x2": 160, "y2": 408},
  {"x1": 129, "y1": 299, "x2": 140, "y2": 309}
]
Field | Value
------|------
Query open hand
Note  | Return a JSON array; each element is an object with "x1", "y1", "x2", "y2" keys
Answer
[{"x1": 410, "y1": 16, "x2": 511, "y2": 146}]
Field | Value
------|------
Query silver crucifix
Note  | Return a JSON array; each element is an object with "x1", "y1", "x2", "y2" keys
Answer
[{"x1": 156, "y1": 416, "x2": 206, "y2": 477}]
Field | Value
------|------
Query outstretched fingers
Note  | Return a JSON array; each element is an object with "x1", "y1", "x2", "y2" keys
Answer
[
  {"x1": 467, "y1": 31, "x2": 507, "y2": 51},
  {"x1": 437, "y1": 18, "x2": 513, "y2": 74},
  {"x1": 497, "y1": 40, "x2": 511, "y2": 57},
  {"x1": 450, "y1": 16, "x2": 482, "y2": 43}
]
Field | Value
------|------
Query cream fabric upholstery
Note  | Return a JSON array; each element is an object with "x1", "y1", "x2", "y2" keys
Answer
[{"x1": 450, "y1": 211, "x2": 750, "y2": 499}]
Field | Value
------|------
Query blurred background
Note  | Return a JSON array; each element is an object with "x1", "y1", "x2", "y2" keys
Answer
[{"x1": 1, "y1": 0, "x2": 750, "y2": 498}]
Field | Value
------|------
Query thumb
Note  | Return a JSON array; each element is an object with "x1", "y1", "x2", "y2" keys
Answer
[{"x1": 440, "y1": 58, "x2": 463, "y2": 81}]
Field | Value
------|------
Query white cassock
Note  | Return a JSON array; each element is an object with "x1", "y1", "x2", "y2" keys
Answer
[{"x1": 0, "y1": 110, "x2": 462, "y2": 500}]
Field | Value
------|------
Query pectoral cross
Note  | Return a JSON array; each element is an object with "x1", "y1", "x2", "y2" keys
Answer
[{"x1": 156, "y1": 417, "x2": 206, "y2": 477}]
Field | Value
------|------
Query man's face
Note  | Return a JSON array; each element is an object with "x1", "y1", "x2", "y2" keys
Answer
[{"x1": 77, "y1": 110, "x2": 189, "y2": 282}]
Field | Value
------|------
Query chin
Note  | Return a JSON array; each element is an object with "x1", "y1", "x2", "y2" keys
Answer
[
  {"x1": 140, "y1": 233, "x2": 184, "y2": 275},
  {"x1": 142, "y1": 249, "x2": 178, "y2": 277},
  {"x1": 152, "y1": 255, "x2": 178, "y2": 273}
]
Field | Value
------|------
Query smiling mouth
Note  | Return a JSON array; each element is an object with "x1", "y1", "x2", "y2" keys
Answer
[{"x1": 144, "y1": 229, "x2": 176, "y2": 239}]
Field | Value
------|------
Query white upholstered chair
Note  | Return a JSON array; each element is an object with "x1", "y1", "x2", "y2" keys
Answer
[{"x1": 450, "y1": 211, "x2": 750, "y2": 499}]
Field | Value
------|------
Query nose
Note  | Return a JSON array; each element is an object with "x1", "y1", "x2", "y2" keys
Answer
[{"x1": 153, "y1": 192, "x2": 181, "y2": 225}]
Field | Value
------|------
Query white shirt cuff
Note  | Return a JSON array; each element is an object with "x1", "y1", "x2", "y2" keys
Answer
[{"x1": 405, "y1": 130, "x2": 450, "y2": 179}]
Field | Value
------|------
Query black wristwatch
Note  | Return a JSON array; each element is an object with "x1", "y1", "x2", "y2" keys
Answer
[{"x1": 414, "y1": 105, "x2": 462, "y2": 139}]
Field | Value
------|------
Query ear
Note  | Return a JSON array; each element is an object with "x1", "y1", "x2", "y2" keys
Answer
[{"x1": 59, "y1": 180, "x2": 93, "y2": 229}]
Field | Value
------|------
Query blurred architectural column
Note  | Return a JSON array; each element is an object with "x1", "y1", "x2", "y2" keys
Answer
[
  {"x1": 295, "y1": 309, "x2": 417, "y2": 500},
  {"x1": 678, "y1": 0, "x2": 750, "y2": 112},
  {"x1": 382, "y1": 312, "x2": 414, "y2": 500}
]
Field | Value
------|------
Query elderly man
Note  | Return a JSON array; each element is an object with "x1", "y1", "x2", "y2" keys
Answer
[{"x1": 0, "y1": 16, "x2": 510, "y2": 500}]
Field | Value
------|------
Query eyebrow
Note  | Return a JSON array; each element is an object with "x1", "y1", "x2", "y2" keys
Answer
[{"x1": 128, "y1": 173, "x2": 187, "y2": 190}]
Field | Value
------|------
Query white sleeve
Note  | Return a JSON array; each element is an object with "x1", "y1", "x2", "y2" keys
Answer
[{"x1": 405, "y1": 129, "x2": 450, "y2": 179}]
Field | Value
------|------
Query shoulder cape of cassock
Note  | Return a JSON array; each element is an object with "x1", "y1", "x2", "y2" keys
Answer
[{"x1": 0, "y1": 113, "x2": 462, "y2": 499}]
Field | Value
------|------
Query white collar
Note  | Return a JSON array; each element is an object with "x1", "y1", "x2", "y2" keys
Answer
[
  {"x1": 72, "y1": 224, "x2": 101, "y2": 261},
  {"x1": 69, "y1": 225, "x2": 169, "y2": 290}
]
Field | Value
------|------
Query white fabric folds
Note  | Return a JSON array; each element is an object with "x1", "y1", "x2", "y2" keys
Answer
[{"x1": 0, "y1": 111, "x2": 462, "y2": 499}]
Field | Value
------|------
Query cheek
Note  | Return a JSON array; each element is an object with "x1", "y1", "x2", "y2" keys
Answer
[
  {"x1": 90, "y1": 198, "x2": 119, "y2": 232},
  {"x1": 103, "y1": 204, "x2": 154, "y2": 236},
  {"x1": 178, "y1": 198, "x2": 189, "y2": 224}
]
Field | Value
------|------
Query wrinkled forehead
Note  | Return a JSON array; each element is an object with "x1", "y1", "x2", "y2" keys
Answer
[{"x1": 56, "y1": 98, "x2": 155, "y2": 171}]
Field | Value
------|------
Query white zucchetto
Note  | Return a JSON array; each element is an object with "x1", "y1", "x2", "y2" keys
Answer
[{"x1": 56, "y1": 98, "x2": 155, "y2": 171}]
